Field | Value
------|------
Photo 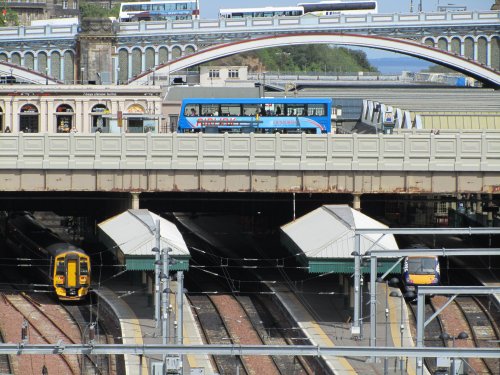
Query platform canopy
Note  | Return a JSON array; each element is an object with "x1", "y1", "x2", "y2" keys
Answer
[
  {"x1": 281, "y1": 205, "x2": 399, "y2": 274},
  {"x1": 98, "y1": 209, "x2": 190, "y2": 271}
]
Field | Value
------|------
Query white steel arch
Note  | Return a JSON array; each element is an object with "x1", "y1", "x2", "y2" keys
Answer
[{"x1": 131, "y1": 33, "x2": 500, "y2": 88}]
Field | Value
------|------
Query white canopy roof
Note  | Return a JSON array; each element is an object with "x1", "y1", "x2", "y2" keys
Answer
[
  {"x1": 281, "y1": 205, "x2": 398, "y2": 258},
  {"x1": 98, "y1": 209, "x2": 189, "y2": 257}
]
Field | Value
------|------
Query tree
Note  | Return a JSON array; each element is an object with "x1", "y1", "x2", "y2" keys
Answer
[{"x1": 0, "y1": 6, "x2": 19, "y2": 27}]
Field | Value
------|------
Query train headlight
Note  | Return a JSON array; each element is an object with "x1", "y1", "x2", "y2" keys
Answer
[
  {"x1": 80, "y1": 276, "x2": 88, "y2": 284},
  {"x1": 55, "y1": 275, "x2": 65, "y2": 285}
]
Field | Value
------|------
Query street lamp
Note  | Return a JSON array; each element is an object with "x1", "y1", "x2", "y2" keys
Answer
[{"x1": 439, "y1": 331, "x2": 469, "y2": 375}]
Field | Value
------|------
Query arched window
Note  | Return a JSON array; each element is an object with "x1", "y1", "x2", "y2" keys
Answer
[
  {"x1": 145, "y1": 48, "x2": 155, "y2": 70},
  {"x1": 492, "y1": 36, "x2": 500, "y2": 70},
  {"x1": 118, "y1": 49, "x2": 129, "y2": 84},
  {"x1": 158, "y1": 47, "x2": 168, "y2": 65},
  {"x1": 20, "y1": 104, "x2": 39, "y2": 133},
  {"x1": 424, "y1": 38, "x2": 435, "y2": 48},
  {"x1": 24, "y1": 52, "x2": 35, "y2": 70},
  {"x1": 464, "y1": 37, "x2": 474, "y2": 59},
  {"x1": 55, "y1": 104, "x2": 75, "y2": 133},
  {"x1": 171, "y1": 46, "x2": 182, "y2": 59},
  {"x1": 477, "y1": 37, "x2": 488, "y2": 65},
  {"x1": 450, "y1": 38, "x2": 461, "y2": 55},
  {"x1": 184, "y1": 46, "x2": 195, "y2": 56},
  {"x1": 51, "y1": 51, "x2": 61, "y2": 80},
  {"x1": 64, "y1": 51, "x2": 75, "y2": 84},
  {"x1": 37, "y1": 52, "x2": 48, "y2": 74},
  {"x1": 91, "y1": 104, "x2": 110, "y2": 133},
  {"x1": 126, "y1": 104, "x2": 150, "y2": 133},
  {"x1": 131, "y1": 48, "x2": 142, "y2": 77}
]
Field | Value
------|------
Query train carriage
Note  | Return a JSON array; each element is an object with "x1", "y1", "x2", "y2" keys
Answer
[{"x1": 1, "y1": 212, "x2": 91, "y2": 301}]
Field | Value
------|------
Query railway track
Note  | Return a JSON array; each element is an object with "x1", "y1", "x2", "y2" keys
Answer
[
  {"x1": 0, "y1": 245, "x2": 111, "y2": 375},
  {"x1": 407, "y1": 299, "x2": 446, "y2": 375},
  {"x1": 179, "y1": 212, "x2": 320, "y2": 375},
  {"x1": 187, "y1": 294, "x2": 248, "y2": 375},
  {"x1": 454, "y1": 296, "x2": 500, "y2": 375},
  {"x1": 2, "y1": 291, "x2": 80, "y2": 374}
]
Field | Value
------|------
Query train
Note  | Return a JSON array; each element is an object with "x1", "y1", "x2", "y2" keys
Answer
[
  {"x1": 219, "y1": 0, "x2": 378, "y2": 18},
  {"x1": 402, "y1": 244, "x2": 440, "y2": 295},
  {"x1": 0, "y1": 211, "x2": 91, "y2": 301}
]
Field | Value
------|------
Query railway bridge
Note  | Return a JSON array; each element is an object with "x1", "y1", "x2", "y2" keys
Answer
[
  {"x1": 0, "y1": 10, "x2": 499, "y2": 86},
  {"x1": 0, "y1": 132, "x2": 499, "y2": 205}
]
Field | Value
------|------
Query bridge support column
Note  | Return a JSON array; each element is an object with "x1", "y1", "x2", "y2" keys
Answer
[
  {"x1": 487, "y1": 193, "x2": 494, "y2": 226},
  {"x1": 130, "y1": 192, "x2": 141, "y2": 210},
  {"x1": 475, "y1": 193, "x2": 483, "y2": 215},
  {"x1": 352, "y1": 194, "x2": 362, "y2": 211}
]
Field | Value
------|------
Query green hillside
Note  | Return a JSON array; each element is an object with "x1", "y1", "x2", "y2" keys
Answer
[{"x1": 206, "y1": 45, "x2": 378, "y2": 73}]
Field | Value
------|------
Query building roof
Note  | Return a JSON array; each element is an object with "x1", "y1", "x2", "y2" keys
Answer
[
  {"x1": 281, "y1": 205, "x2": 398, "y2": 259},
  {"x1": 98, "y1": 209, "x2": 190, "y2": 271}
]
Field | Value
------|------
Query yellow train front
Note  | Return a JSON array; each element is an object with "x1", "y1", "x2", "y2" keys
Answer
[
  {"x1": 402, "y1": 255, "x2": 440, "y2": 294},
  {"x1": 51, "y1": 245, "x2": 91, "y2": 301},
  {"x1": 2, "y1": 212, "x2": 91, "y2": 302}
]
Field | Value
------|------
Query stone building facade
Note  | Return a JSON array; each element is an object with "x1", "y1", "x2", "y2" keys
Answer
[{"x1": 0, "y1": 85, "x2": 164, "y2": 133}]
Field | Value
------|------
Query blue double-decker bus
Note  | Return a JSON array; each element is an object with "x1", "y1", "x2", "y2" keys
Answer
[{"x1": 178, "y1": 98, "x2": 333, "y2": 134}]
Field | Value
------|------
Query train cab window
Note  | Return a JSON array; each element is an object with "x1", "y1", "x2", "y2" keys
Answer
[
  {"x1": 56, "y1": 260, "x2": 65, "y2": 274},
  {"x1": 407, "y1": 258, "x2": 436, "y2": 274},
  {"x1": 80, "y1": 260, "x2": 89, "y2": 275}
]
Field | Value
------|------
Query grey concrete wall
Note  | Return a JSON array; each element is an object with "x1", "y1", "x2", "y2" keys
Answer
[{"x1": 0, "y1": 133, "x2": 499, "y2": 193}]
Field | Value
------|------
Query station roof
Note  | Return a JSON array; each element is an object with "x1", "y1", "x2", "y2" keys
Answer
[
  {"x1": 98, "y1": 209, "x2": 190, "y2": 271},
  {"x1": 281, "y1": 205, "x2": 399, "y2": 274}
]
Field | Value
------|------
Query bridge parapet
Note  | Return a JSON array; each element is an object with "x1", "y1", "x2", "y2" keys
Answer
[
  {"x1": 0, "y1": 132, "x2": 498, "y2": 172},
  {"x1": 115, "y1": 11, "x2": 500, "y2": 36},
  {"x1": 0, "y1": 23, "x2": 78, "y2": 41}
]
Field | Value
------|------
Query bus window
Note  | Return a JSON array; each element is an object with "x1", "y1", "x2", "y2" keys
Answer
[
  {"x1": 220, "y1": 104, "x2": 241, "y2": 116},
  {"x1": 201, "y1": 104, "x2": 219, "y2": 116},
  {"x1": 242, "y1": 104, "x2": 260, "y2": 116},
  {"x1": 286, "y1": 104, "x2": 306, "y2": 116},
  {"x1": 308, "y1": 104, "x2": 326, "y2": 116},
  {"x1": 184, "y1": 104, "x2": 199, "y2": 116}
]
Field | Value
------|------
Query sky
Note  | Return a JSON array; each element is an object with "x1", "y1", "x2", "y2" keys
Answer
[{"x1": 201, "y1": 0, "x2": 495, "y2": 18}]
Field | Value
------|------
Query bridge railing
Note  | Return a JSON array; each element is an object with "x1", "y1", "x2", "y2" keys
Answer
[
  {"x1": 0, "y1": 23, "x2": 79, "y2": 40},
  {"x1": 0, "y1": 132, "x2": 498, "y2": 172}
]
